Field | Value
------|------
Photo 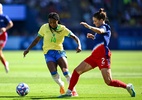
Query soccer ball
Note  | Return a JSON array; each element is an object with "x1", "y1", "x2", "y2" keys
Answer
[{"x1": 16, "y1": 83, "x2": 29, "y2": 96}]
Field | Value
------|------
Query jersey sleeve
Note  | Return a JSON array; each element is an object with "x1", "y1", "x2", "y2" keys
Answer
[
  {"x1": 101, "y1": 24, "x2": 111, "y2": 33},
  {"x1": 38, "y1": 24, "x2": 45, "y2": 37},
  {"x1": 37, "y1": 33, "x2": 43, "y2": 38},
  {"x1": 62, "y1": 25, "x2": 72, "y2": 37},
  {"x1": 5, "y1": 15, "x2": 11, "y2": 22},
  {"x1": 101, "y1": 25, "x2": 107, "y2": 32},
  {"x1": 4, "y1": 15, "x2": 12, "y2": 25}
]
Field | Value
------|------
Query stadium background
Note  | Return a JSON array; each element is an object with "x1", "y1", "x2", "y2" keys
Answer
[{"x1": 1, "y1": 0, "x2": 142, "y2": 50}]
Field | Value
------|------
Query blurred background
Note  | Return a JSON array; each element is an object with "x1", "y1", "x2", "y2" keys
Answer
[{"x1": 1, "y1": 0, "x2": 142, "y2": 50}]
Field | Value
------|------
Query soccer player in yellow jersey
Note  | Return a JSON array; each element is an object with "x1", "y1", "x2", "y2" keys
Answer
[{"x1": 23, "y1": 12, "x2": 81, "y2": 96}]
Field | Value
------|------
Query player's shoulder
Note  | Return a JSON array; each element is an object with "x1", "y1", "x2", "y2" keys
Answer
[
  {"x1": 0, "y1": 14, "x2": 10, "y2": 22},
  {"x1": 101, "y1": 24, "x2": 110, "y2": 31},
  {"x1": 59, "y1": 24, "x2": 69, "y2": 31},
  {"x1": 41, "y1": 23, "x2": 48, "y2": 27},
  {"x1": 59, "y1": 24, "x2": 65, "y2": 28},
  {"x1": 104, "y1": 24, "x2": 110, "y2": 29},
  {"x1": 40, "y1": 23, "x2": 49, "y2": 29},
  {"x1": 0, "y1": 14, "x2": 7, "y2": 18}
]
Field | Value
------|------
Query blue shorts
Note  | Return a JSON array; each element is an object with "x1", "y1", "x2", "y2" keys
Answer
[{"x1": 44, "y1": 50, "x2": 66, "y2": 63}]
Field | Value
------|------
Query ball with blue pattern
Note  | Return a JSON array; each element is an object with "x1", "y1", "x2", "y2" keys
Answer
[{"x1": 16, "y1": 83, "x2": 29, "y2": 96}]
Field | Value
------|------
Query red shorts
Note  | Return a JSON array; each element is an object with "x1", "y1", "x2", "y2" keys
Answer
[
  {"x1": 0, "y1": 32, "x2": 7, "y2": 48},
  {"x1": 84, "y1": 44, "x2": 111, "y2": 70}
]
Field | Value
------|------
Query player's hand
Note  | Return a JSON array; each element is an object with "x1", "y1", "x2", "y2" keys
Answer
[
  {"x1": 87, "y1": 33, "x2": 95, "y2": 40},
  {"x1": 80, "y1": 22, "x2": 91, "y2": 29},
  {"x1": 0, "y1": 27, "x2": 6, "y2": 33},
  {"x1": 23, "y1": 50, "x2": 29, "y2": 57},
  {"x1": 76, "y1": 47, "x2": 82, "y2": 53}
]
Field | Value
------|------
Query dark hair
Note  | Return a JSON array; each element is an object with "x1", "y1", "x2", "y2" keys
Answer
[
  {"x1": 48, "y1": 12, "x2": 62, "y2": 33},
  {"x1": 48, "y1": 12, "x2": 61, "y2": 24},
  {"x1": 93, "y1": 8, "x2": 110, "y2": 24},
  {"x1": 93, "y1": 8, "x2": 107, "y2": 21}
]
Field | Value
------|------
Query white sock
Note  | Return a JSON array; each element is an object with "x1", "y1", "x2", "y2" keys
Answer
[
  {"x1": 52, "y1": 73, "x2": 64, "y2": 87},
  {"x1": 64, "y1": 73, "x2": 71, "y2": 84}
]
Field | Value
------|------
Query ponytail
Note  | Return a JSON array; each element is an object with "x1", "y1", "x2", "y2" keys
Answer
[
  {"x1": 93, "y1": 8, "x2": 107, "y2": 21},
  {"x1": 99, "y1": 8, "x2": 104, "y2": 13}
]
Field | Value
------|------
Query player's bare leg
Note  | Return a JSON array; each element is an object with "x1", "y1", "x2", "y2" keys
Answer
[
  {"x1": 0, "y1": 47, "x2": 9, "y2": 73},
  {"x1": 58, "y1": 57, "x2": 78, "y2": 97},
  {"x1": 47, "y1": 61, "x2": 65, "y2": 95},
  {"x1": 101, "y1": 68, "x2": 135, "y2": 97}
]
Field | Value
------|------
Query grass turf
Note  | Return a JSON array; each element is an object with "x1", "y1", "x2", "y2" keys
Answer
[{"x1": 0, "y1": 50, "x2": 142, "y2": 100}]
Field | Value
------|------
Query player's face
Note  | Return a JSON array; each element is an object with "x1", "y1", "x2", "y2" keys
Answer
[
  {"x1": 48, "y1": 18, "x2": 58, "y2": 28},
  {"x1": 92, "y1": 17, "x2": 103, "y2": 27}
]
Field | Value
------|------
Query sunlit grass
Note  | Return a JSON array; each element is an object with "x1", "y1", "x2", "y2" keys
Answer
[{"x1": 0, "y1": 50, "x2": 141, "y2": 100}]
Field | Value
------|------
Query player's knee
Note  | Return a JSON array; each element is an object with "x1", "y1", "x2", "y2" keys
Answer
[
  {"x1": 104, "y1": 79, "x2": 111, "y2": 85},
  {"x1": 74, "y1": 68, "x2": 83, "y2": 75},
  {"x1": 62, "y1": 67, "x2": 68, "y2": 72}
]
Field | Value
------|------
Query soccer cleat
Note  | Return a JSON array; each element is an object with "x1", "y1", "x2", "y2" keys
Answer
[
  {"x1": 58, "y1": 91, "x2": 72, "y2": 98},
  {"x1": 126, "y1": 83, "x2": 136, "y2": 97},
  {"x1": 4, "y1": 61, "x2": 9, "y2": 73},
  {"x1": 72, "y1": 90, "x2": 78, "y2": 96},
  {"x1": 60, "y1": 86, "x2": 65, "y2": 95}
]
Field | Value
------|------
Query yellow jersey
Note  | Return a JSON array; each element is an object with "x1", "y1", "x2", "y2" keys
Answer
[{"x1": 38, "y1": 23, "x2": 71, "y2": 54}]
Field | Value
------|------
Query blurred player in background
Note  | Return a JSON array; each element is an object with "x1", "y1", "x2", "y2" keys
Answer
[
  {"x1": 59, "y1": 8, "x2": 135, "y2": 98},
  {"x1": 0, "y1": 3, "x2": 13, "y2": 73},
  {"x1": 23, "y1": 12, "x2": 81, "y2": 96}
]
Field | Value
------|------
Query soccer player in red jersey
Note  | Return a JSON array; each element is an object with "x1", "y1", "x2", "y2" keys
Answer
[
  {"x1": 59, "y1": 8, "x2": 135, "y2": 98},
  {"x1": 0, "y1": 3, "x2": 13, "y2": 73}
]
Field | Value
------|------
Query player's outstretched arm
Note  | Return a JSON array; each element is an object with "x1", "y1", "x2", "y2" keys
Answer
[
  {"x1": 70, "y1": 33, "x2": 82, "y2": 53},
  {"x1": 80, "y1": 22, "x2": 91, "y2": 29},
  {"x1": 80, "y1": 22, "x2": 105, "y2": 34},
  {"x1": 23, "y1": 36, "x2": 41, "y2": 57}
]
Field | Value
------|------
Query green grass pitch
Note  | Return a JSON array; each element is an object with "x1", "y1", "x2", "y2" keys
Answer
[{"x1": 0, "y1": 50, "x2": 142, "y2": 100}]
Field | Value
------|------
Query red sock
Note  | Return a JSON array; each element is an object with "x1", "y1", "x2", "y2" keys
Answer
[
  {"x1": 68, "y1": 70, "x2": 80, "y2": 91},
  {"x1": 109, "y1": 80, "x2": 127, "y2": 88}
]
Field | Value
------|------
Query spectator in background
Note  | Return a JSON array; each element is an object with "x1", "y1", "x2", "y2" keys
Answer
[
  {"x1": 0, "y1": 3, "x2": 13, "y2": 73},
  {"x1": 73, "y1": 30, "x2": 87, "y2": 50}
]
